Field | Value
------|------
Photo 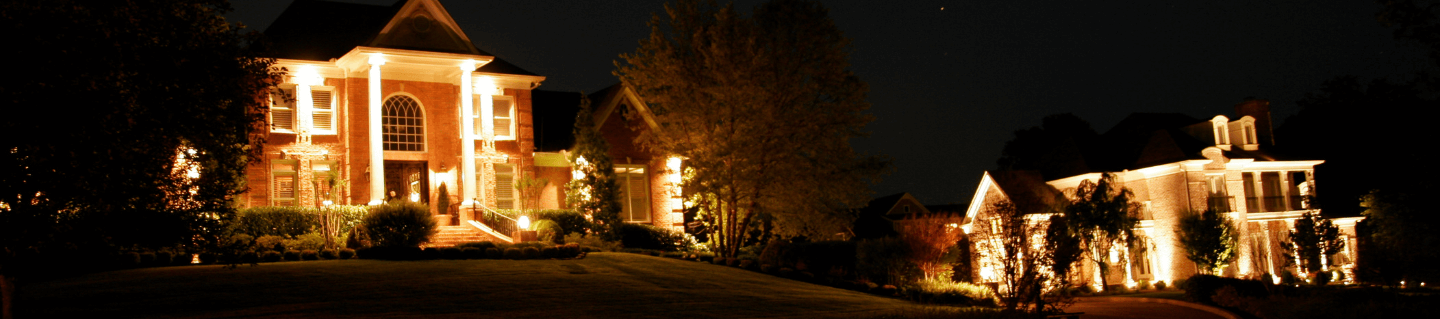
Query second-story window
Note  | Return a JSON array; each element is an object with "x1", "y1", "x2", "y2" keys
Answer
[
  {"x1": 270, "y1": 86, "x2": 296, "y2": 133},
  {"x1": 493, "y1": 96, "x2": 515, "y2": 140},
  {"x1": 311, "y1": 88, "x2": 336, "y2": 134}
]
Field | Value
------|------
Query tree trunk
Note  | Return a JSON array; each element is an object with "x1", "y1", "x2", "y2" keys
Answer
[{"x1": 2, "y1": 273, "x2": 13, "y2": 319}]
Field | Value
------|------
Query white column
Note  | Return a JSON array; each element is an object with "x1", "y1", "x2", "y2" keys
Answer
[
  {"x1": 294, "y1": 83, "x2": 313, "y2": 141},
  {"x1": 459, "y1": 61, "x2": 477, "y2": 203},
  {"x1": 367, "y1": 54, "x2": 386, "y2": 205}
]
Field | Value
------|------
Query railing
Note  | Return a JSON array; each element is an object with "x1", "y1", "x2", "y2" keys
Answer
[
  {"x1": 472, "y1": 202, "x2": 518, "y2": 236},
  {"x1": 1207, "y1": 196, "x2": 1234, "y2": 212},
  {"x1": 1245, "y1": 195, "x2": 1308, "y2": 212}
]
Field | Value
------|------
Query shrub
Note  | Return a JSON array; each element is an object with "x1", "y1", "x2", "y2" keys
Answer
[
  {"x1": 232, "y1": 206, "x2": 318, "y2": 237},
  {"x1": 462, "y1": 247, "x2": 483, "y2": 259},
  {"x1": 256, "y1": 235, "x2": 287, "y2": 251},
  {"x1": 616, "y1": 223, "x2": 684, "y2": 251},
  {"x1": 422, "y1": 247, "x2": 442, "y2": 260},
  {"x1": 457, "y1": 241, "x2": 498, "y2": 251},
  {"x1": 486, "y1": 247, "x2": 502, "y2": 259},
  {"x1": 286, "y1": 232, "x2": 327, "y2": 251},
  {"x1": 1279, "y1": 270, "x2": 1299, "y2": 286},
  {"x1": 139, "y1": 252, "x2": 156, "y2": 266},
  {"x1": 522, "y1": 247, "x2": 541, "y2": 259},
  {"x1": 857, "y1": 237, "x2": 917, "y2": 286},
  {"x1": 1137, "y1": 280, "x2": 1152, "y2": 290},
  {"x1": 911, "y1": 278, "x2": 998, "y2": 306},
  {"x1": 542, "y1": 247, "x2": 559, "y2": 259},
  {"x1": 346, "y1": 224, "x2": 372, "y2": 249},
  {"x1": 504, "y1": 248, "x2": 522, "y2": 260},
  {"x1": 118, "y1": 252, "x2": 142, "y2": 268},
  {"x1": 362, "y1": 202, "x2": 438, "y2": 248},
  {"x1": 1182, "y1": 274, "x2": 1268, "y2": 305},
  {"x1": 300, "y1": 250, "x2": 319, "y2": 260},
  {"x1": 239, "y1": 251, "x2": 261, "y2": 264},
  {"x1": 283, "y1": 250, "x2": 302, "y2": 261},
  {"x1": 564, "y1": 232, "x2": 621, "y2": 252},
  {"x1": 320, "y1": 249, "x2": 339, "y2": 260},
  {"x1": 339, "y1": 248, "x2": 356, "y2": 259},
  {"x1": 1154, "y1": 280, "x2": 1168, "y2": 291},
  {"x1": 262, "y1": 251, "x2": 283, "y2": 262},
  {"x1": 786, "y1": 241, "x2": 856, "y2": 278},
  {"x1": 1313, "y1": 271, "x2": 1333, "y2": 286},
  {"x1": 357, "y1": 246, "x2": 422, "y2": 260},
  {"x1": 198, "y1": 252, "x2": 217, "y2": 264},
  {"x1": 759, "y1": 239, "x2": 790, "y2": 268},
  {"x1": 532, "y1": 219, "x2": 563, "y2": 244},
  {"x1": 154, "y1": 251, "x2": 174, "y2": 266},
  {"x1": 442, "y1": 247, "x2": 464, "y2": 260}
]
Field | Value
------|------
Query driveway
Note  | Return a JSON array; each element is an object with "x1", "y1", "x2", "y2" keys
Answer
[{"x1": 1063, "y1": 297, "x2": 1235, "y2": 319}]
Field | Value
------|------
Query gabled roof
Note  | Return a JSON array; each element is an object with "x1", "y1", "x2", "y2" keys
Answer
[
  {"x1": 263, "y1": 0, "x2": 536, "y2": 76},
  {"x1": 965, "y1": 171, "x2": 1068, "y2": 223}
]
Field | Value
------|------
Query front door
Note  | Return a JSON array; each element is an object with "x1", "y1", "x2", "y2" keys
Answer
[{"x1": 384, "y1": 160, "x2": 428, "y2": 204}]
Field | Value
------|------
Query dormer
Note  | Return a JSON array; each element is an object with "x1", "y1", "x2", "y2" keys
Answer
[
  {"x1": 1209, "y1": 115, "x2": 1231, "y2": 151},
  {"x1": 1227, "y1": 116, "x2": 1259, "y2": 151}
]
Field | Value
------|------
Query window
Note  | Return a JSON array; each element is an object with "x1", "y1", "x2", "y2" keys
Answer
[
  {"x1": 1244, "y1": 124, "x2": 1256, "y2": 145},
  {"x1": 493, "y1": 96, "x2": 515, "y2": 140},
  {"x1": 494, "y1": 163, "x2": 515, "y2": 209},
  {"x1": 311, "y1": 87, "x2": 336, "y2": 134},
  {"x1": 382, "y1": 95, "x2": 424, "y2": 151},
  {"x1": 271, "y1": 159, "x2": 297, "y2": 206},
  {"x1": 270, "y1": 86, "x2": 296, "y2": 133},
  {"x1": 1214, "y1": 122, "x2": 1228, "y2": 145},
  {"x1": 1206, "y1": 175, "x2": 1230, "y2": 212},
  {"x1": 617, "y1": 165, "x2": 650, "y2": 222},
  {"x1": 471, "y1": 95, "x2": 516, "y2": 140}
]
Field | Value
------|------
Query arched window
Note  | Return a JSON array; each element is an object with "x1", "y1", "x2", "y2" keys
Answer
[{"x1": 383, "y1": 95, "x2": 425, "y2": 151}]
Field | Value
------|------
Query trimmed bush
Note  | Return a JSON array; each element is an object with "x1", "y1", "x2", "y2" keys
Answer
[
  {"x1": 283, "y1": 250, "x2": 301, "y2": 261},
  {"x1": 442, "y1": 247, "x2": 464, "y2": 260},
  {"x1": 522, "y1": 247, "x2": 541, "y2": 259},
  {"x1": 256, "y1": 235, "x2": 287, "y2": 251},
  {"x1": 232, "y1": 206, "x2": 318, "y2": 237},
  {"x1": 422, "y1": 247, "x2": 442, "y2": 260},
  {"x1": 532, "y1": 219, "x2": 563, "y2": 244},
  {"x1": 616, "y1": 223, "x2": 684, "y2": 251},
  {"x1": 285, "y1": 233, "x2": 327, "y2": 251},
  {"x1": 1155, "y1": 280, "x2": 1168, "y2": 291},
  {"x1": 485, "y1": 247, "x2": 502, "y2": 259},
  {"x1": 1182, "y1": 274, "x2": 1268, "y2": 305},
  {"x1": 363, "y1": 202, "x2": 438, "y2": 248},
  {"x1": 503, "y1": 248, "x2": 522, "y2": 260},
  {"x1": 300, "y1": 250, "x2": 319, "y2": 260},
  {"x1": 262, "y1": 251, "x2": 283, "y2": 262},
  {"x1": 542, "y1": 247, "x2": 559, "y2": 259},
  {"x1": 239, "y1": 251, "x2": 260, "y2": 264},
  {"x1": 457, "y1": 241, "x2": 498, "y2": 251},
  {"x1": 153, "y1": 251, "x2": 174, "y2": 266},
  {"x1": 1138, "y1": 280, "x2": 1152, "y2": 290},
  {"x1": 139, "y1": 252, "x2": 156, "y2": 266},
  {"x1": 339, "y1": 248, "x2": 356, "y2": 259},
  {"x1": 462, "y1": 247, "x2": 483, "y2": 259},
  {"x1": 320, "y1": 249, "x2": 339, "y2": 260},
  {"x1": 357, "y1": 246, "x2": 422, "y2": 260}
]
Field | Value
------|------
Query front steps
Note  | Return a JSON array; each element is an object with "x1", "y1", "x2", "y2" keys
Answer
[{"x1": 425, "y1": 225, "x2": 510, "y2": 247}]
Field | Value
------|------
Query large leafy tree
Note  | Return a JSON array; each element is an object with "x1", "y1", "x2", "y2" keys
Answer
[
  {"x1": 1358, "y1": 188, "x2": 1438, "y2": 285},
  {"x1": 615, "y1": 0, "x2": 884, "y2": 258},
  {"x1": 996, "y1": 113, "x2": 1099, "y2": 180},
  {"x1": 564, "y1": 95, "x2": 624, "y2": 240},
  {"x1": 1064, "y1": 173, "x2": 1141, "y2": 292},
  {"x1": 1176, "y1": 209, "x2": 1238, "y2": 275},
  {"x1": 1, "y1": 0, "x2": 279, "y2": 316}
]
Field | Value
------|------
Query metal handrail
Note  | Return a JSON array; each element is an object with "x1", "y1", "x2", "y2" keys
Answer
[{"x1": 471, "y1": 201, "x2": 518, "y2": 236}]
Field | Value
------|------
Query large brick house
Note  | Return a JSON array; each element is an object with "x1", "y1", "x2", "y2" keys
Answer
[
  {"x1": 962, "y1": 100, "x2": 1362, "y2": 286},
  {"x1": 244, "y1": 0, "x2": 682, "y2": 243}
]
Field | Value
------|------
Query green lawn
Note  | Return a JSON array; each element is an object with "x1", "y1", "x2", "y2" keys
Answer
[{"x1": 17, "y1": 253, "x2": 965, "y2": 318}]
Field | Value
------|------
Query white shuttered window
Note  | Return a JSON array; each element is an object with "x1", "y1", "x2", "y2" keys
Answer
[{"x1": 311, "y1": 88, "x2": 336, "y2": 134}]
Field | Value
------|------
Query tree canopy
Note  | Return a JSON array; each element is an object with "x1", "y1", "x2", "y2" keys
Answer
[
  {"x1": 1, "y1": 0, "x2": 280, "y2": 316},
  {"x1": 996, "y1": 113, "x2": 1098, "y2": 180},
  {"x1": 615, "y1": 0, "x2": 885, "y2": 257},
  {"x1": 1064, "y1": 173, "x2": 1141, "y2": 291},
  {"x1": 1176, "y1": 209, "x2": 1238, "y2": 275},
  {"x1": 1287, "y1": 212, "x2": 1345, "y2": 275}
]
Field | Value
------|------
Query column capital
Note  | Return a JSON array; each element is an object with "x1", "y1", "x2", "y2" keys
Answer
[
  {"x1": 459, "y1": 59, "x2": 477, "y2": 71},
  {"x1": 367, "y1": 54, "x2": 387, "y2": 66}
]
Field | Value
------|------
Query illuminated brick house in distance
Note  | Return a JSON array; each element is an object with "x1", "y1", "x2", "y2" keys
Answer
[
  {"x1": 962, "y1": 100, "x2": 1363, "y2": 287},
  {"x1": 244, "y1": 0, "x2": 683, "y2": 243}
]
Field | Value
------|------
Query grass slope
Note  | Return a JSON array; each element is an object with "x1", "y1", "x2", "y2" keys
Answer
[{"x1": 18, "y1": 253, "x2": 932, "y2": 318}]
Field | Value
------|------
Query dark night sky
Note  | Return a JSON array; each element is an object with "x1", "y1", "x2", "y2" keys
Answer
[{"x1": 228, "y1": 0, "x2": 1431, "y2": 206}]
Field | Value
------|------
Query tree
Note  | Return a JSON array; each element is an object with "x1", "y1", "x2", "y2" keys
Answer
[
  {"x1": 1064, "y1": 173, "x2": 1142, "y2": 292},
  {"x1": 972, "y1": 200, "x2": 1077, "y2": 313},
  {"x1": 996, "y1": 113, "x2": 1099, "y2": 180},
  {"x1": 1358, "y1": 188, "x2": 1439, "y2": 285},
  {"x1": 565, "y1": 95, "x2": 624, "y2": 241},
  {"x1": 1176, "y1": 209, "x2": 1239, "y2": 275},
  {"x1": 615, "y1": 0, "x2": 885, "y2": 258},
  {"x1": 0, "y1": 1, "x2": 280, "y2": 317},
  {"x1": 1287, "y1": 212, "x2": 1345, "y2": 276}
]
